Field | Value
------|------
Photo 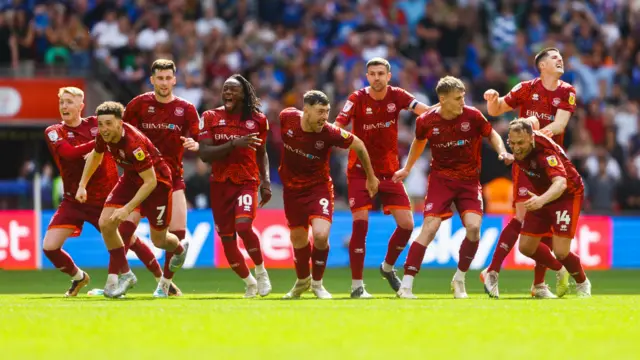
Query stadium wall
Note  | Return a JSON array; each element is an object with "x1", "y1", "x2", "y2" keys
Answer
[{"x1": 0, "y1": 210, "x2": 638, "y2": 270}]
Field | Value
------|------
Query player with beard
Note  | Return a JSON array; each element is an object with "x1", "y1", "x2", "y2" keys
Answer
[
  {"x1": 481, "y1": 48, "x2": 577, "y2": 298},
  {"x1": 506, "y1": 118, "x2": 591, "y2": 297},
  {"x1": 198, "y1": 75, "x2": 272, "y2": 298},
  {"x1": 335, "y1": 57, "x2": 431, "y2": 298},
  {"x1": 121, "y1": 59, "x2": 200, "y2": 297},
  {"x1": 77, "y1": 101, "x2": 188, "y2": 298},
  {"x1": 279, "y1": 91, "x2": 379, "y2": 299},
  {"x1": 44, "y1": 87, "x2": 173, "y2": 297}
]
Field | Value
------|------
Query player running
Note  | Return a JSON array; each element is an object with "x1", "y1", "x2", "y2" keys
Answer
[
  {"x1": 392, "y1": 76, "x2": 511, "y2": 299},
  {"x1": 482, "y1": 48, "x2": 577, "y2": 298},
  {"x1": 506, "y1": 118, "x2": 591, "y2": 297},
  {"x1": 44, "y1": 87, "x2": 173, "y2": 297},
  {"x1": 279, "y1": 91, "x2": 379, "y2": 299},
  {"x1": 198, "y1": 75, "x2": 273, "y2": 298},
  {"x1": 77, "y1": 102, "x2": 188, "y2": 298},
  {"x1": 335, "y1": 57, "x2": 431, "y2": 298},
  {"x1": 122, "y1": 59, "x2": 200, "y2": 297}
]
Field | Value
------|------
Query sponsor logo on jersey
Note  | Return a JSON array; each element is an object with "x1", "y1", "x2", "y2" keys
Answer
[
  {"x1": 283, "y1": 143, "x2": 320, "y2": 160},
  {"x1": 363, "y1": 119, "x2": 396, "y2": 131},
  {"x1": 141, "y1": 123, "x2": 182, "y2": 131}
]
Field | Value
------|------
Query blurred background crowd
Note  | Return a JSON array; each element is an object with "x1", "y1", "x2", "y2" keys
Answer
[{"x1": 2, "y1": 0, "x2": 640, "y2": 215}]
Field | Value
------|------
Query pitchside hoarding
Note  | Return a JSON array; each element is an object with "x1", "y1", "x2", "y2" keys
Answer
[{"x1": 0, "y1": 210, "x2": 634, "y2": 270}]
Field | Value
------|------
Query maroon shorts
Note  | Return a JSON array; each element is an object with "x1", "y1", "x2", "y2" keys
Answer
[
  {"x1": 423, "y1": 172, "x2": 483, "y2": 219},
  {"x1": 105, "y1": 175, "x2": 173, "y2": 230},
  {"x1": 47, "y1": 198, "x2": 103, "y2": 237},
  {"x1": 521, "y1": 194, "x2": 584, "y2": 239},
  {"x1": 283, "y1": 182, "x2": 334, "y2": 229},
  {"x1": 210, "y1": 180, "x2": 258, "y2": 237},
  {"x1": 348, "y1": 176, "x2": 411, "y2": 214},
  {"x1": 512, "y1": 164, "x2": 534, "y2": 207}
]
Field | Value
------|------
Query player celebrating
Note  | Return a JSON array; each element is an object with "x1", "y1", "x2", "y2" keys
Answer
[
  {"x1": 198, "y1": 75, "x2": 272, "y2": 298},
  {"x1": 482, "y1": 48, "x2": 577, "y2": 298},
  {"x1": 335, "y1": 57, "x2": 431, "y2": 298},
  {"x1": 77, "y1": 102, "x2": 188, "y2": 298},
  {"x1": 121, "y1": 59, "x2": 200, "y2": 297},
  {"x1": 279, "y1": 91, "x2": 379, "y2": 299},
  {"x1": 506, "y1": 119, "x2": 591, "y2": 297},
  {"x1": 44, "y1": 87, "x2": 173, "y2": 297},
  {"x1": 392, "y1": 76, "x2": 511, "y2": 299}
]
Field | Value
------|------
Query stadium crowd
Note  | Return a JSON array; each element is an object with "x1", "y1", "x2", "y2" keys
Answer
[{"x1": 2, "y1": 0, "x2": 640, "y2": 214}]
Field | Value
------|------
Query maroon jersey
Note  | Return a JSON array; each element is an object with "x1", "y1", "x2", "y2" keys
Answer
[
  {"x1": 45, "y1": 117, "x2": 118, "y2": 206},
  {"x1": 123, "y1": 92, "x2": 200, "y2": 180},
  {"x1": 200, "y1": 106, "x2": 269, "y2": 184},
  {"x1": 514, "y1": 132, "x2": 584, "y2": 200},
  {"x1": 416, "y1": 106, "x2": 493, "y2": 181},
  {"x1": 504, "y1": 78, "x2": 576, "y2": 148},
  {"x1": 279, "y1": 107, "x2": 354, "y2": 190},
  {"x1": 95, "y1": 122, "x2": 172, "y2": 187},
  {"x1": 335, "y1": 86, "x2": 418, "y2": 178}
]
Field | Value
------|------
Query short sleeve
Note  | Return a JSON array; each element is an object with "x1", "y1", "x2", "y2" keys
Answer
[
  {"x1": 503, "y1": 81, "x2": 528, "y2": 109},
  {"x1": 123, "y1": 97, "x2": 139, "y2": 127},
  {"x1": 45, "y1": 126, "x2": 62, "y2": 148},
  {"x1": 557, "y1": 87, "x2": 577, "y2": 113},
  {"x1": 130, "y1": 141, "x2": 153, "y2": 173},
  {"x1": 186, "y1": 102, "x2": 201, "y2": 140},
  {"x1": 475, "y1": 109, "x2": 493, "y2": 137},
  {"x1": 415, "y1": 113, "x2": 430, "y2": 140},
  {"x1": 397, "y1": 87, "x2": 418, "y2": 110},
  {"x1": 335, "y1": 93, "x2": 358, "y2": 126},
  {"x1": 328, "y1": 125, "x2": 354, "y2": 149},
  {"x1": 258, "y1": 113, "x2": 269, "y2": 143},
  {"x1": 198, "y1": 111, "x2": 215, "y2": 141}
]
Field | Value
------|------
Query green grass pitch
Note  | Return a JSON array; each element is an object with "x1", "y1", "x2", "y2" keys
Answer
[{"x1": 1, "y1": 268, "x2": 638, "y2": 359}]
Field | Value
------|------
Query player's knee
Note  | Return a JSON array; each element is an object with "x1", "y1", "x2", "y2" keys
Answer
[
  {"x1": 518, "y1": 240, "x2": 536, "y2": 257},
  {"x1": 465, "y1": 223, "x2": 481, "y2": 241},
  {"x1": 235, "y1": 220, "x2": 253, "y2": 234},
  {"x1": 553, "y1": 247, "x2": 569, "y2": 260},
  {"x1": 397, "y1": 217, "x2": 414, "y2": 231},
  {"x1": 149, "y1": 231, "x2": 169, "y2": 249},
  {"x1": 312, "y1": 230, "x2": 329, "y2": 247},
  {"x1": 99, "y1": 217, "x2": 115, "y2": 233},
  {"x1": 42, "y1": 235, "x2": 62, "y2": 251}
]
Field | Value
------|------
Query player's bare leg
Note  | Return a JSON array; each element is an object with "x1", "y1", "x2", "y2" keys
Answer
[
  {"x1": 43, "y1": 228, "x2": 90, "y2": 297},
  {"x1": 310, "y1": 218, "x2": 332, "y2": 299},
  {"x1": 236, "y1": 217, "x2": 271, "y2": 297},
  {"x1": 518, "y1": 234, "x2": 568, "y2": 298},
  {"x1": 283, "y1": 227, "x2": 312, "y2": 299},
  {"x1": 451, "y1": 212, "x2": 481, "y2": 299},
  {"x1": 398, "y1": 216, "x2": 441, "y2": 299},
  {"x1": 378, "y1": 208, "x2": 413, "y2": 295},
  {"x1": 161, "y1": 189, "x2": 191, "y2": 297},
  {"x1": 99, "y1": 207, "x2": 136, "y2": 298},
  {"x1": 552, "y1": 235, "x2": 591, "y2": 297},
  {"x1": 150, "y1": 227, "x2": 187, "y2": 298},
  {"x1": 220, "y1": 234, "x2": 258, "y2": 298},
  {"x1": 349, "y1": 208, "x2": 372, "y2": 298}
]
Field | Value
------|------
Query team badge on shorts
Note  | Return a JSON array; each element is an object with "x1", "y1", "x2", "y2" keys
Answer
[
  {"x1": 349, "y1": 198, "x2": 355, "y2": 208},
  {"x1": 518, "y1": 187, "x2": 528, "y2": 197},
  {"x1": 425, "y1": 203, "x2": 433, "y2": 211},
  {"x1": 133, "y1": 147, "x2": 146, "y2": 161},
  {"x1": 546, "y1": 155, "x2": 558, "y2": 167}
]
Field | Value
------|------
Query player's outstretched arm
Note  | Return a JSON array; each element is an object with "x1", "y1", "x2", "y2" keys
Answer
[
  {"x1": 392, "y1": 138, "x2": 427, "y2": 183},
  {"x1": 412, "y1": 101, "x2": 432, "y2": 115},
  {"x1": 76, "y1": 150, "x2": 103, "y2": 202},
  {"x1": 484, "y1": 89, "x2": 513, "y2": 117},
  {"x1": 58, "y1": 140, "x2": 96, "y2": 160},
  {"x1": 541, "y1": 109, "x2": 571, "y2": 136},
  {"x1": 198, "y1": 133, "x2": 262, "y2": 162},
  {"x1": 488, "y1": 129, "x2": 513, "y2": 165},
  {"x1": 350, "y1": 136, "x2": 379, "y2": 197}
]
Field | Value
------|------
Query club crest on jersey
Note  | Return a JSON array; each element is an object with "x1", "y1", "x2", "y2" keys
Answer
[
  {"x1": 461, "y1": 122, "x2": 470, "y2": 132},
  {"x1": 569, "y1": 93, "x2": 576, "y2": 105},
  {"x1": 287, "y1": 129, "x2": 294, "y2": 137},
  {"x1": 342, "y1": 100, "x2": 353, "y2": 112},
  {"x1": 90, "y1": 127, "x2": 99, "y2": 137},
  {"x1": 245, "y1": 120, "x2": 256, "y2": 129},
  {"x1": 67, "y1": 132, "x2": 74, "y2": 138},
  {"x1": 546, "y1": 155, "x2": 558, "y2": 167},
  {"x1": 532, "y1": 94, "x2": 539, "y2": 101},
  {"x1": 148, "y1": 106, "x2": 155, "y2": 113},
  {"x1": 518, "y1": 187, "x2": 528, "y2": 197},
  {"x1": 433, "y1": 127, "x2": 439, "y2": 135},
  {"x1": 315, "y1": 140, "x2": 324, "y2": 150},
  {"x1": 387, "y1": 103, "x2": 396, "y2": 112},
  {"x1": 174, "y1": 107, "x2": 184, "y2": 116},
  {"x1": 133, "y1": 147, "x2": 145, "y2": 161},
  {"x1": 552, "y1": 98, "x2": 561, "y2": 107},
  {"x1": 219, "y1": 119, "x2": 226, "y2": 126},
  {"x1": 119, "y1": 149, "x2": 125, "y2": 158},
  {"x1": 47, "y1": 131, "x2": 59, "y2": 142},
  {"x1": 366, "y1": 107, "x2": 373, "y2": 115}
]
